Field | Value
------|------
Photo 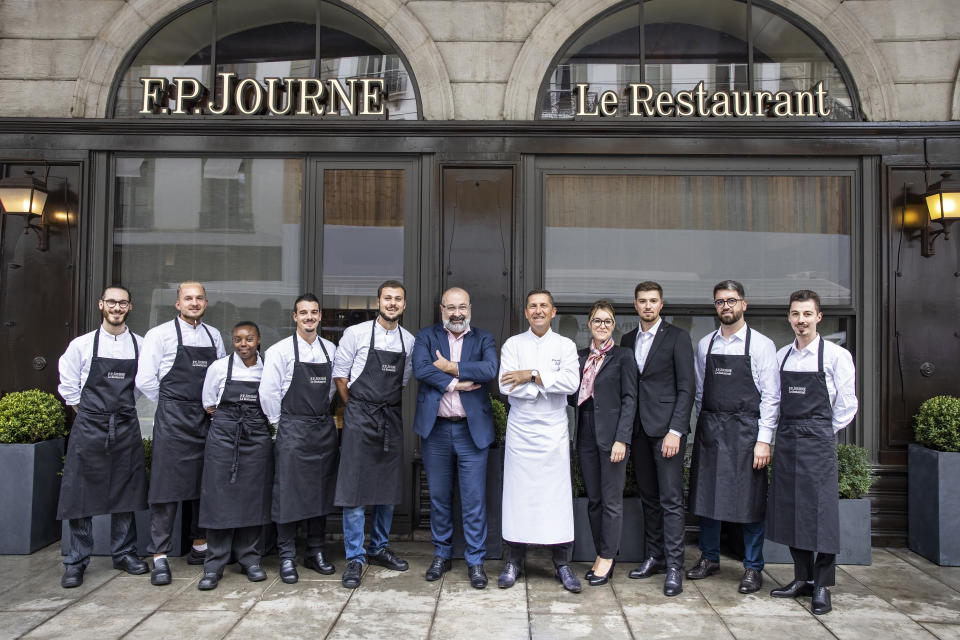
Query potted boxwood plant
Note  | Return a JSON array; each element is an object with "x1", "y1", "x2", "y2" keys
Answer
[
  {"x1": 0, "y1": 389, "x2": 68, "y2": 553},
  {"x1": 909, "y1": 395, "x2": 960, "y2": 566},
  {"x1": 763, "y1": 443, "x2": 875, "y2": 565}
]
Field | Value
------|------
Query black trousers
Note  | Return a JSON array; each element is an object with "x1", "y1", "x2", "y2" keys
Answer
[
  {"x1": 632, "y1": 431, "x2": 687, "y2": 569},
  {"x1": 149, "y1": 500, "x2": 202, "y2": 555},
  {"x1": 576, "y1": 408, "x2": 627, "y2": 559},
  {"x1": 64, "y1": 512, "x2": 137, "y2": 568},
  {"x1": 504, "y1": 540, "x2": 573, "y2": 569},
  {"x1": 204, "y1": 526, "x2": 261, "y2": 574},
  {"x1": 791, "y1": 547, "x2": 836, "y2": 587},
  {"x1": 277, "y1": 515, "x2": 326, "y2": 559}
]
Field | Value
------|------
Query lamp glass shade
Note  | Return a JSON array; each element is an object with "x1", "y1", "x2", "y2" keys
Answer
[
  {"x1": 0, "y1": 186, "x2": 47, "y2": 215},
  {"x1": 924, "y1": 172, "x2": 960, "y2": 222}
]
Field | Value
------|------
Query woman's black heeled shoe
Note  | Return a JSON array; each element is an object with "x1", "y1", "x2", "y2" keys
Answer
[{"x1": 588, "y1": 560, "x2": 615, "y2": 586}]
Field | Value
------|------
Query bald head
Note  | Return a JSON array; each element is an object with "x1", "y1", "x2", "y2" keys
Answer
[
  {"x1": 441, "y1": 287, "x2": 470, "y2": 307},
  {"x1": 440, "y1": 287, "x2": 471, "y2": 335}
]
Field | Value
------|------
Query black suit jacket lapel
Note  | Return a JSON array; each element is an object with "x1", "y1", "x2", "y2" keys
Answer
[
  {"x1": 621, "y1": 327, "x2": 639, "y2": 350},
  {"x1": 640, "y1": 322, "x2": 669, "y2": 375}
]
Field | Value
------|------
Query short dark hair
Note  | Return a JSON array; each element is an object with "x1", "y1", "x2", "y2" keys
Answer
[
  {"x1": 634, "y1": 281, "x2": 663, "y2": 299},
  {"x1": 294, "y1": 293, "x2": 320, "y2": 312},
  {"x1": 101, "y1": 284, "x2": 131, "y2": 302},
  {"x1": 713, "y1": 280, "x2": 746, "y2": 299},
  {"x1": 789, "y1": 289, "x2": 821, "y2": 313},
  {"x1": 525, "y1": 288, "x2": 555, "y2": 307},
  {"x1": 233, "y1": 320, "x2": 260, "y2": 336},
  {"x1": 589, "y1": 300, "x2": 616, "y2": 321},
  {"x1": 378, "y1": 280, "x2": 406, "y2": 298}
]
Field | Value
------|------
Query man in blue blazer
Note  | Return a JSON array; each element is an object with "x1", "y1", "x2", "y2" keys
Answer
[{"x1": 413, "y1": 287, "x2": 499, "y2": 589}]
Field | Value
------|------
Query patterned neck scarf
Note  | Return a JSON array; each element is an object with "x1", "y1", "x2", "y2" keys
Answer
[{"x1": 577, "y1": 337, "x2": 614, "y2": 406}]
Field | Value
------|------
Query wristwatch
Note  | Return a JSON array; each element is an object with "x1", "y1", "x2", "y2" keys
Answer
[{"x1": 530, "y1": 369, "x2": 539, "y2": 382}]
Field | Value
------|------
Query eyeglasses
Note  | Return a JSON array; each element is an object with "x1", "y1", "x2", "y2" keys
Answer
[
  {"x1": 102, "y1": 299, "x2": 130, "y2": 309},
  {"x1": 590, "y1": 318, "x2": 614, "y2": 327},
  {"x1": 713, "y1": 298, "x2": 742, "y2": 308},
  {"x1": 443, "y1": 305, "x2": 470, "y2": 314}
]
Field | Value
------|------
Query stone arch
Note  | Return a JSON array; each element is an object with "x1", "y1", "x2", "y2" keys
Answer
[
  {"x1": 71, "y1": 0, "x2": 454, "y2": 120},
  {"x1": 952, "y1": 62, "x2": 960, "y2": 120},
  {"x1": 504, "y1": 0, "x2": 896, "y2": 121}
]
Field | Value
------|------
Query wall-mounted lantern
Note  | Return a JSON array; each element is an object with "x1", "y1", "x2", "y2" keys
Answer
[
  {"x1": 0, "y1": 169, "x2": 50, "y2": 251},
  {"x1": 921, "y1": 171, "x2": 960, "y2": 257}
]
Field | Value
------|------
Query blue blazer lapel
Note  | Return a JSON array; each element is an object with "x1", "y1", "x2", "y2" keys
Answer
[{"x1": 435, "y1": 324, "x2": 452, "y2": 359}]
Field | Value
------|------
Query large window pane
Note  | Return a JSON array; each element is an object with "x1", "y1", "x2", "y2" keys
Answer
[{"x1": 544, "y1": 173, "x2": 851, "y2": 305}]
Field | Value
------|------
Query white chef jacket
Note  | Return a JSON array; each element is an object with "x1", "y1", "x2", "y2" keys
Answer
[
  {"x1": 136, "y1": 317, "x2": 226, "y2": 403},
  {"x1": 201, "y1": 353, "x2": 264, "y2": 409},
  {"x1": 777, "y1": 335, "x2": 858, "y2": 433},
  {"x1": 260, "y1": 333, "x2": 338, "y2": 424},
  {"x1": 695, "y1": 324, "x2": 780, "y2": 444},
  {"x1": 498, "y1": 327, "x2": 580, "y2": 544},
  {"x1": 331, "y1": 319, "x2": 414, "y2": 388},
  {"x1": 57, "y1": 327, "x2": 144, "y2": 406}
]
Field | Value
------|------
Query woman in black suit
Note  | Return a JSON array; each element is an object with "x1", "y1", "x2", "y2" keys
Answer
[{"x1": 571, "y1": 300, "x2": 637, "y2": 585}]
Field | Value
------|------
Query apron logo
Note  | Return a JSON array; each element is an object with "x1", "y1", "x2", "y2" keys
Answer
[
  {"x1": 192, "y1": 360, "x2": 208, "y2": 367},
  {"x1": 381, "y1": 364, "x2": 397, "y2": 373},
  {"x1": 714, "y1": 367, "x2": 733, "y2": 376},
  {"x1": 788, "y1": 386, "x2": 807, "y2": 395},
  {"x1": 239, "y1": 393, "x2": 258, "y2": 402},
  {"x1": 106, "y1": 372, "x2": 126, "y2": 380},
  {"x1": 309, "y1": 376, "x2": 327, "y2": 384},
  {"x1": 551, "y1": 358, "x2": 561, "y2": 371}
]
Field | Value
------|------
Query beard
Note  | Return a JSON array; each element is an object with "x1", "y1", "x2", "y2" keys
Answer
[
  {"x1": 443, "y1": 315, "x2": 470, "y2": 333},
  {"x1": 719, "y1": 307, "x2": 743, "y2": 325},
  {"x1": 101, "y1": 307, "x2": 128, "y2": 327},
  {"x1": 378, "y1": 307, "x2": 402, "y2": 322}
]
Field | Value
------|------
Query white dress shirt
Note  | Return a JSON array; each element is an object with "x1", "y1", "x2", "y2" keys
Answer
[
  {"x1": 332, "y1": 319, "x2": 414, "y2": 388},
  {"x1": 695, "y1": 324, "x2": 781, "y2": 444},
  {"x1": 777, "y1": 335, "x2": 858, "y2": 433},
  {"x1": 259, "y1": 333, "x2": 338, "y2": 424},
  {"x1": 136, "y1": 317, "x2": 226, "y2": 403},
  {"x1": 202, "y1": 353, "x2": 264, "y2": 409},
  {"x1": 57, "y1": 327, "x2": 144, "y2": 406},
  {"x1": 634, "y1": 317, "x2": 662, "y2": 372}
]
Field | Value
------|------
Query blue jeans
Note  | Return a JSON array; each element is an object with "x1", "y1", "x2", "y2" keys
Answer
[
  {"x1": 422, "y1": 418, "x2": 489, "y2": 566},
  {"x1": 342, "y1": 504, "x2": 394, "y2": 564},
  {"x1": 698, "y1": 517, "x2": 765, "y2": 570}
]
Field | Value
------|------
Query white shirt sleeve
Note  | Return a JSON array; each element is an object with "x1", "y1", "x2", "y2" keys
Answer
[
  {"x1": 259, "y1": 342, "x2": 288, "y2": 424},
  {"x1": 135, "y1": 325, "x2": 165, "y2": 404},
  {"x1": 332, "y1": 325, "x2": 359, "y2": 381},
  {"x1": 57, "y1": 336, "x2": 86, "y2": 406},
  {"x1": 326, "y1": 340, "x2": 338, "y2": 400},
  {"x1": 753, "y1": 332, "x2": 781, "y2": 444},
  {"x1": 694, "y1": 335, "x2": 709, "y2": 417},
  {"x1": 402, "y1": 327, "x2": 415, "y2": 387},
  {"x1": 202, "y1": 356, "x2": 228, "y2": 410},
  {"x1": 830, "y1": 344, "x2": 858, "y2": 433}
]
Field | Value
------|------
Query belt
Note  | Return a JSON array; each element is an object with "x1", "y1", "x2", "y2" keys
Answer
[{"x1": 440, "y1": 416, "x2": 467, "y2": 423}]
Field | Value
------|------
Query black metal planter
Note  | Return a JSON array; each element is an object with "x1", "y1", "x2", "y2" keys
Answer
[
  {"x1": 60, "y1": 504, "x2": 187, "y2": 557},
  {"x1": 572, "y1": 496, "x2": 646, "y2": 562},
  {"x1": 908, "y1": 444, "x2": 960, "y2": 566},
  {"x1": 0, "y1": 439, "x2": 65, "y2": 554}
]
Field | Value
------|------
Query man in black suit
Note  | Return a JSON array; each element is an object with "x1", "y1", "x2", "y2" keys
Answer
[{"x1": 620, "y1": 281, "x2": 695, "y2": 596}]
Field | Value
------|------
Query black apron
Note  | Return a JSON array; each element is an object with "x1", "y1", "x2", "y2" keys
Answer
[
  {"x1": 199, "y1": 355, "x2": 274, "y2": 529},
  {"x1": 334, "y1": 321, "x2": 406, "y2": 507},
  {"x1": 58, "y1": 329, "x2": 148, "y2": 520},
  {"x1": 689, "y1": 326, "x2": 768, "y2": 523},
  {"x1": 765, "y1": 339, "x2": 839, "y2": 553},
  {"x1": 272, "y1": 335, "x2": 339, "y2": 523},
  {"x1": 148, "y1": 319, "x2": 217, "y2": 504}
]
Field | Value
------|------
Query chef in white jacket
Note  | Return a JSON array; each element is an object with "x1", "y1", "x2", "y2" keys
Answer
[{"x1": 497, "y1": 289, "x2": 583, "y2": 593}]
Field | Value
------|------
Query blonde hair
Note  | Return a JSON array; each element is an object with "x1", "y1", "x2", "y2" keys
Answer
[
  {"x1": 176, "y1": 281, "x2": 206, "y2": 298},
  {"x1": 588, "y1": 300, "x2": 616, "y2": 322}
]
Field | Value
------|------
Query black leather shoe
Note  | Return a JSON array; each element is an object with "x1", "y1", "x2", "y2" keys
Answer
[
  {"x1": 113, "y1": 553, "x2": 148, "y2": 575},
  {"x1": 279, "y1": 559, "x2": 299, "y2": 584},
  {"x1": 150, "y1": 557, "x2": 172, "y2": 586},
  {"x1": 468, "y1": 564, "x2": 488, "y2": 589},
  {"x1": 588, "y1": 560, "x2": 615, "y2": 586},
  {"x1": 498, "y1": 561, "x2": 522, "y2": 588},
  {"x1": 425, "y1": 556, "x2": 452, "y2": 581},
  {"x1": 556, "y1": 565, "x2": 582, "y2": 593},
  {"x1": 367, "y1": 547, "x2": 409, "y2": 571},
  {"x1": 629, "y1": 556, "x2": 667, "y2": 579},
  {"x1": 61, "y1": 564, "x2": 84, "y2": 589},
  {"x1": 341, "y1": 560, "x2": 364, "y2": 589},
  {"x1": 186, "y1": 547, "x2": 206, "y2": 565},
  {"x1": 241, "y1": 564, "x2": 267, "y2": 582},
  {"x1": 771, "y1": 579, "x2": 814, "y2": 598},
  {"x1": 811, "y1": 587, "x2": 832, "y2": 615},
  {"x1": 738, "y1": 568, "x2": 763, "y2": 593},
  {"x1": 197, "y1": 572, "x2": 220, "y2": 590},
  {"x1": 304, "y1": 552, "x2": 335, "y2": 575},
  {"x1": 686, "y1": 557, "x2": 720, "y2": 580},
  {"x1": 663, "y1": 567, "x2": 683, "y2": 596}
]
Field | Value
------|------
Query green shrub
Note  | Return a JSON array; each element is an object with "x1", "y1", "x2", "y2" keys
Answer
[
  {"x1": 491, "y1": 395, "x2": 507, "y2": 445},
  {"x1": 837, "y1": 443, "x2": 874, "y2": 499},
  {"x1": 570, "y1": 446, "x2": 640, "y2": 498},
  {"x1": 914, "y1": 395, "x2": 960, "y2": 452},
  {"x1": 143, "y1": 437, "x2": 153, "y2": 478},
  {"x1": 0, "y1": 390, "x2": 68, "y2": 444}
]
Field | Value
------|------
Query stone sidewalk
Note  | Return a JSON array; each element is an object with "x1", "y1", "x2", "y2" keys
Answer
[{"x1": 1, "y1": 541, "x2": 959, "y2": 639}]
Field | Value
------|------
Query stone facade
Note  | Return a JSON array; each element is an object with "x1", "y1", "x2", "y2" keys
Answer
[{"x1": 0, "y1": 0, "x2": 957, "y2": 121}]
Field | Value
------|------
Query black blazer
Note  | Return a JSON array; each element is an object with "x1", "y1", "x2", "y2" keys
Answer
[
  {"x1": 620, "y1": 321, "x2": 695, "y2": 438},
  {"x1": 568, "y1": 345, "x2": 637, "y2": 451}
]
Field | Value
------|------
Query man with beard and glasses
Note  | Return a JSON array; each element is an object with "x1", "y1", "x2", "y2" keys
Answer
[
  {"x1": 259, "y1": 293, "x2": 339, "y2": 584},
  {"x1": 688, "y1": 280, "x2": 780, "y2": 595},
  {"x1": 57, "y1": 285, "x2": 149, "y2": 588},
  {"x1": 766, "y1": 290, "x2": 857, "y2": 615},
  {"x1": 137, "y1": 281, "x2": 226, "y2": 586},
  {"x1": 413, "y1": 287, "x2": 499, "y2": 588},
  {"x1": 333, "y1": 280, "x2": 415, "y2": 589}
]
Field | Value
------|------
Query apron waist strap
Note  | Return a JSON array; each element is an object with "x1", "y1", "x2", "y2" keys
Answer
[
  {"x1": 355, "y1": 399, "x2": 393, "y2": 454},
  {"x1": 230, "y1": 421, "x2": 246, "y2": 485}
]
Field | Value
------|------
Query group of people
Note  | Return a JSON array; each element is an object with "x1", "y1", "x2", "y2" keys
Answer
[{"x1": 55, "y1": 277, "x2": 856, "y2": 616}]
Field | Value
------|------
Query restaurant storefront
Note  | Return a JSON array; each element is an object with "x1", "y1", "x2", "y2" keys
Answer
[{"x1": 1, "y1": 0, "x2": 958, "y2": 541}]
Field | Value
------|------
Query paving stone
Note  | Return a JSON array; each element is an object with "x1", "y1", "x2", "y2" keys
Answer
[
  {"x1": 224, "y1": 582, "x2": 350, "y2": 639},
  {"x1": 887, "y1": 548, "x2": 960, "y2": 593},
  {"x1": 621, "y1": 611, "x2": 735, "y2": 639},
  {"x1": 0, "y1": 563, "x2": 116, "y2": 612},
  {"x1": 529, "y1": 612, "x2": 631, "y2": 639},
  {"x1": 326, "y1": 611, "x2": 433, "y2": 639},
  {"x1": 921, "y1": 623, "x2": 960, "y2": 640},
  {"x1": 809, "y1": 590, "x2": 940, "y2": 640},
  {"x1": 526, "y1": 566, "x2": 618, "y2": 615},
  {"x1": 123, "y1": 610, "x2": 244, "y2": 639},
  {"x1": 74, "y1": 572, "x2": 191, "y2": 611},
  {"x1": 345, "y1": 563, "x2": 441, "y2": 613},
  {"x1": 690, "y1": 571, "x2": 811, "y2": 618},
  {"x1": 430, "y1": 612, "x2": 529, "y2": 638},
  {"x1": 159, "y1": 571, "x2": 277, "y2": 612},
  {"x1": 721, "y1": 614, "x2": 837, "y2": 639},
  {"x1": 436, "y1": 579, "x2": 527, "y2": 615},
  {"x1": 0, "y1": 611, "x2": 57, "y2": 639},
  {"x1": 21, "y1": 610, "x2": 146, "y2": 639}
]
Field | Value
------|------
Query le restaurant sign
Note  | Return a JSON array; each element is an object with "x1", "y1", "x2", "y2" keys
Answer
[{"x1": 139, "y1": 73, "x2": 832, "y2": 118}]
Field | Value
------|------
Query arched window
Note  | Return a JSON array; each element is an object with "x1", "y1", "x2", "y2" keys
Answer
[
  {"x1": 110, "y1": 0, "x2": 419, "y2": 119},
  {"x1": 539, "y1": 0, "x2": 859, "y2": 120}
]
